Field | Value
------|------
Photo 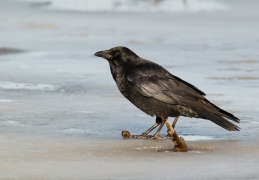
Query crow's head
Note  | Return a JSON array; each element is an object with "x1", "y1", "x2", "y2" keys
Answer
[{"x1": 94, "y1": 46, "x2": 138, "y2": 66}]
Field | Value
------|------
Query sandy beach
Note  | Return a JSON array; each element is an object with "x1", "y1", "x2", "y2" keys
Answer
[{"x1": 1, "y1": 0, "x2": 259, "y2": 179}]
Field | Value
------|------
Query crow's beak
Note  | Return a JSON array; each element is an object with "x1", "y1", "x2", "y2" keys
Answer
[{"x1": 94, "y1": 50, "x2": 113, "y2": 60}]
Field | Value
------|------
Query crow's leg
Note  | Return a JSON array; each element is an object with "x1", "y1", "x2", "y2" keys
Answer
[
  {"x1": 130, "y1": 117, "x2": 167, "y2": 139},
  {"x1": 142, "y1": 122, "x2": 160, "y2": 136},
  {"x1": 152, "y1": 119, "x2": 167, "y2": 139},
  {"x1": 172, "y1": 116, "x2": 180, "y2": 128}
]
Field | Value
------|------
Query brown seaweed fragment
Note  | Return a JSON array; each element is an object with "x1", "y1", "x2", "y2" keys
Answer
[{"x1": 166, "y1": 121, "x2": 187, "y2": 152}]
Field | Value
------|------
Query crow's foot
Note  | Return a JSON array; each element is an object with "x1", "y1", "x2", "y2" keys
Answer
[{"x1": 122, "y1": 130, "x2": 167, "y2": 140}]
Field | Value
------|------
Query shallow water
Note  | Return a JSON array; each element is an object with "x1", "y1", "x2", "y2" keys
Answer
[{"x1": 0, "y1": 0, "x2": 259, "y2": 179}]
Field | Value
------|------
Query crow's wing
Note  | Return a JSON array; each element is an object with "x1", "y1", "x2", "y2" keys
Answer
[
  {"x1": 126, "y1": 64, "x2": 206, "y2": 106},
  {"x1": 126, "y1": 62, "x2": 240, "y2": 131},
  {"x1": 126, "y1": 63, "x2": 239, "y2": 124}
]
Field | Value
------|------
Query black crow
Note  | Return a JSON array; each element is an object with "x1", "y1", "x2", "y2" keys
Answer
[{"x1": 94, "y1": 46, "x2": 240, "y2": 139}]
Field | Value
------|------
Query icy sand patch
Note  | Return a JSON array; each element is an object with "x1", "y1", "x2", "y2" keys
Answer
[
  {"x1": 0, "y1": 81, "x2": 58, "y2": 91},
  {"x1": 4, "y1": 120, "x2": 24, "y2": 126},
  {"x1": 0, "y1": 99, "x2": 13, "y2": 103},
  {"x1": 181, "y1": 135, "x2": 216, "y2": 141}
]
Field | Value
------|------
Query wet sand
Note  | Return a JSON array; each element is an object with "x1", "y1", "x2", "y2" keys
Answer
[
  {"x1": 1, "y1": 134, "x2": 259, "y2": 179},
  {"x1": 0, "y1": 0, "x2": 259, "y2": 179}
]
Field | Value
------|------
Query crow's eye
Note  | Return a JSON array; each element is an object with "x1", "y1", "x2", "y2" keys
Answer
[{"x1": 114, "y1": 52, "x2": 120, "y2": 57}]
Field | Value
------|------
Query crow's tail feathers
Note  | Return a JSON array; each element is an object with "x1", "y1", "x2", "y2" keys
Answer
[
  {"x1": 209, "y1": 114, "x2": 240, "y2": 131},
  {"x1": 210, "y1": 102, "x2": 240, "y2": 123},
  {"x1": 194, "y1": 108, "x2": 240, "y2": 131}
]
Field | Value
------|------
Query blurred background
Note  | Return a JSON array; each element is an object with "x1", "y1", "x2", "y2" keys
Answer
[
  {"x1": 37, "y1": 0, "x2": 227, "y2": 12},
  {"x1": 0, "y1": 0, "x2": 259, "y2": 179}
]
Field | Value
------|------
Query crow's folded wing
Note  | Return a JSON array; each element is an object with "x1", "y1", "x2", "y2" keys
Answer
[
  {"x1": 126, "y1": 65, "x2": 206, "y2": 106},
  {"x1": 126, "y1": 63, "x2": 240, "y2": 129}
]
